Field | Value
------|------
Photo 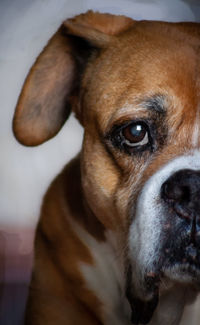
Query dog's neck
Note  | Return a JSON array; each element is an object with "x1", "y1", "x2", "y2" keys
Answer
[{"x1": 64, "y1": 157, "x2": 195, "y2": 325}]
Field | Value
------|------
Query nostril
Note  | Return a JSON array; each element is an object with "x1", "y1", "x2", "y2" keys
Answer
[
  {"x1": 161, "y1": 181, "x2": 190, "y2": 203},
  {"x1": 179, "y1": 186, "x2": 190, "y2": 201},
  {"x1": 173, "y1": 202, "x2": 191, "y2": 220}
]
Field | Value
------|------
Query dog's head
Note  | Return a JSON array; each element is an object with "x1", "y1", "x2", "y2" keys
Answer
[{"x1": 13, "y1": 11, "x2": 200, "y2": 323}]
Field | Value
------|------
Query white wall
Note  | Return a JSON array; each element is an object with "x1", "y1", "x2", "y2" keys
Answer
[{"x1": 0, "y1": 0, "x2": 199, "y2": 228}]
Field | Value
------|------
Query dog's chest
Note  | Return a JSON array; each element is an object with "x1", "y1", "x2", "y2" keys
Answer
[
  {"x1": 72, "y1": 220, "x2": 132, "y2": 324},
  {"x1": 73, "y1": 220, "x2": 187, "y2": 325}
]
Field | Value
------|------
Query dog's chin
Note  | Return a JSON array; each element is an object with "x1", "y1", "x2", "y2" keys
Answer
[
  {"x1": 126, "y1": 247, "x2": 200, "y2": 324},
  {"x1": 138, "y1": 235, "x2": 200, "y2": 296},
  {"x1": 161, "y1": 240, "x2": 200, "y2": 288},
  {"x1": 162, "y1": 261, "x2": 200, "y2": 286},
  {"x1": 145, "y1": 244, "x2": 200, "y2": 298}
]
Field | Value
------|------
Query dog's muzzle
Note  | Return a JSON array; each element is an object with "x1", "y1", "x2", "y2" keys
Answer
[{"x1": 127, "y1": 165, "x2": 200, "y2": 324}]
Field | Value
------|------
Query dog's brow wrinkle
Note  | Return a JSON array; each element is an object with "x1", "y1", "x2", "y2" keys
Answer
[
  {"x1": 141, "y1": 94, "x2": 167, "y2": 114},
  {"x1": 106, "y1": 94, "x2": 167, "y2": 131}
]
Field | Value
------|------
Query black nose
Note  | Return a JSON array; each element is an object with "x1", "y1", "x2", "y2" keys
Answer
[{"x1": 161, "y1": 169, "x2": 200, "y2": 220}]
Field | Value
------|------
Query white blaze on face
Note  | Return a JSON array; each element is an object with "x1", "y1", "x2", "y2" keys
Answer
[
  {"x1": 129, "y1": 150, "x2": 200, "y2": 296},
  {"x1": 192, "y1": 110, "x2": 200, "y2": 148}
]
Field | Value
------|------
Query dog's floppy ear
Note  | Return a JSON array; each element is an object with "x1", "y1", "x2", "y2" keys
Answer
[{"x1": 13, "y1": 11, "x2": 134, "y2": 146}]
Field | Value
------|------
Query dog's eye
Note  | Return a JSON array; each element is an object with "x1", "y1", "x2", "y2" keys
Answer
[
  {"x1": 122, "y1": 122, "x2": 149, "y2": 147},
  {"x1": 108, "y1": 120, "x2": 153, "y2": 154}
]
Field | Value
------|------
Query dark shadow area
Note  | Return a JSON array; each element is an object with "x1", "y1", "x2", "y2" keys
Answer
[
  {"x1": 0, "y1": 229, "x2": 33, "y2": 325},
  {"x1": 0, "y1": 283, "x2": 29, "y2": 325}
]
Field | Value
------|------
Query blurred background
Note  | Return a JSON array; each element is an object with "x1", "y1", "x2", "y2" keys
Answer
[{"x1": 0, "y1": 0, "x2": 200, "y2": 324}]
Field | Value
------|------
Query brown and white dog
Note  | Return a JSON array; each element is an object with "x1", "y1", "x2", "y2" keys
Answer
[{"x1": 13, "y1": 11, "x2": 200, "y2": 325}]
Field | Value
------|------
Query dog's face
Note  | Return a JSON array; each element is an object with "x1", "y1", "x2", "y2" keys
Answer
[
  {"x1": 80, "y1": 19, "x2": 200, "y2": 301},
  {"x1": 13, "y1": 11, "x2": 200, "y2": 319}
]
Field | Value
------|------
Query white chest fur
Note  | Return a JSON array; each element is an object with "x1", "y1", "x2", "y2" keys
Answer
[
  {"x1": 70, "y1": 218, "x2": 131, "y2": 324},
  {"x1": 80, "y1": 237, "x2": 131, "y2": 325}
]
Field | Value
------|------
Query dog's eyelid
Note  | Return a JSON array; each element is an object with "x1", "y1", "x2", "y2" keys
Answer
[
  {"x1": 105, "y1": 94, "x2": 167, "y2": 133},
  {"x1": 105, "y1": 113, "x2": 148, "y2": 134}
]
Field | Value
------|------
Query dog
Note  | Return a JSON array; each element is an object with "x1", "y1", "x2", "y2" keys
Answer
[{"x1": 13, "y1": 11, "x2": 200, "y2": 325}]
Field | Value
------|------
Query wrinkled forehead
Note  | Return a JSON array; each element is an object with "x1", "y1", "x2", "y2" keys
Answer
[{"x1": 82, "y1": 21, "x2": 200, "y2": 130}]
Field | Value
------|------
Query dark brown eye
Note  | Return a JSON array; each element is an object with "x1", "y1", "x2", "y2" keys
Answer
[{"x1": 122, "y1": 123, "x2": 149, "y2": 147}]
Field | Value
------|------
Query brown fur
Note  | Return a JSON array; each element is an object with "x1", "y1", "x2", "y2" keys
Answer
[{"x1": 13, "y1": 11, "x2": 200, "y2": 325}]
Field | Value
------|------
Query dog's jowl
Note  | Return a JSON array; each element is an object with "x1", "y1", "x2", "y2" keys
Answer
[{"x1": 13, "y1": 11, "x2": 200, "y2": 325}]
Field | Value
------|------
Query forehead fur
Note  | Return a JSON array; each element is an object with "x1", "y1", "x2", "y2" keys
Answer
[{"x1": 82, "y1": 21, "x2": 200, "y2": 131}]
